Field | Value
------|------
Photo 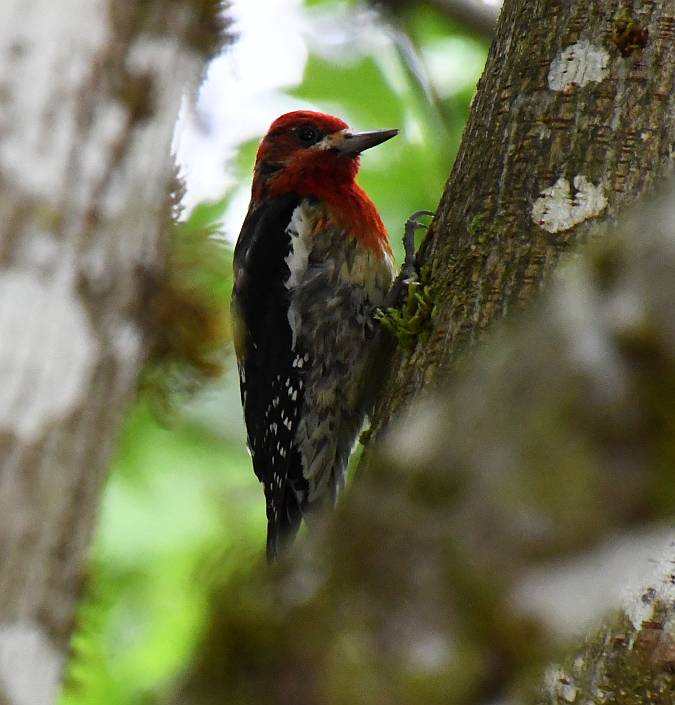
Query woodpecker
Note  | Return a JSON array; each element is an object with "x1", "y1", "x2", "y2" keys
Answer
[{"x1": 231, "y1": 111, "x2": 398, "y2": 561}]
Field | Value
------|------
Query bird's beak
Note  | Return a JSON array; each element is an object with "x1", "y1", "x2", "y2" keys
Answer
[{"x1": 338, "y1": 128, "x2": 399, "y2": 155}]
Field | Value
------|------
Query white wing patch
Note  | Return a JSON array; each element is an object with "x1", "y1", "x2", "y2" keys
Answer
[
  {"x1": 284, "y1": 201, "x2": 314, "y2": 348},
  {"x1": 285, "y1": 204, "x2": 312, "y2": 289}
]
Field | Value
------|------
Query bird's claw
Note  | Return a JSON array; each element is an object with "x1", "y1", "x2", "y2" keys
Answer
[
  {"x1": 381, "y1": 210, "x2": 434, "y2": 311},
  {"x1": 402, "y1": 209, "x2": 434, "y2": 280}
]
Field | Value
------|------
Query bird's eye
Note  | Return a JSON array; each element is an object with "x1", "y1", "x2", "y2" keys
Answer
[{"x1": 297, "y1": 125, "x2": 320, "y2": 146}]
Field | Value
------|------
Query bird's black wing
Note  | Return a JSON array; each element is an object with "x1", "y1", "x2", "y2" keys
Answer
[{"x1": 232, "y1": 193, "x2": 309, "y2": 561}]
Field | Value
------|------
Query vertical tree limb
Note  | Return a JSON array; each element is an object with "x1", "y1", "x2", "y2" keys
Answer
[
  {"x1": 367, "y1": 0, "x2": 675, "y2": 443},
  {"x1": 0, "y1": 2, "x2": 225, "y2": 703}
]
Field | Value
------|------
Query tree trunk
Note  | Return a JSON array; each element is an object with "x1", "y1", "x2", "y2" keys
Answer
[
  {"x1": 368, "y1": 0, "x2": 675, "y2": 444},
  {"x1": 0, "y1": 3, "x2": 220, "y2": 703}
]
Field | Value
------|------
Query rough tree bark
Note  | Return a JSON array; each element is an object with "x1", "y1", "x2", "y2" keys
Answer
[
  {"x1": 0, "y1": 3, "x2": 222, "y2": 704},
  {"x1": 367, "y1": 0, "x2": 675, "y2": 446}
]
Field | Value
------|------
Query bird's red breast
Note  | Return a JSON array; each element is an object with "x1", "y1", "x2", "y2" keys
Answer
[{"x1": 251, "y1": 111, "x2": 395, "y2": 256}]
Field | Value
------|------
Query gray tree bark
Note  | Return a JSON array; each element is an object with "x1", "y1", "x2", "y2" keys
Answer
[{"x1": 0, "y1": 3, "x2": 221, "y2": 704}]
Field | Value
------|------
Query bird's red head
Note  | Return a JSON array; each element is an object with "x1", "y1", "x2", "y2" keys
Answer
[{"x1": 251, "y1": 110, "x2": 398, "y2": 252}]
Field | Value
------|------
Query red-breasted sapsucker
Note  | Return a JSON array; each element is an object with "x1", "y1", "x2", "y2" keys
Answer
[{"x1": 232, "y1": 111, "x2": 397, "y2": 561}]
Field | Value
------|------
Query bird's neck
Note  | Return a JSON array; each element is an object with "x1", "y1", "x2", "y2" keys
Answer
[
  {"x1": 318, "y1": 181, "x2": 393, "y2": 257},
  {"x1": 255, "y1": 172, "x2": 392, "y2": 257}
]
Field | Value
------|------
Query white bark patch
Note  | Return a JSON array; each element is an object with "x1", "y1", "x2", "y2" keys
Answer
[
  {"x1": 0, "y1": 0, "x2": 109, "y2": 199},
  {"x1": 548, "y1": 40, "x2": 609, "y2": 92},
  {"x1": 544, "y1": 665, "x2": 578, "y2": 703},
  {"x1": 0, "y1": 621, "x2": 63, "y2": 705},
  {"x1": 624, "y1": 539, "x2": 675, "y2": 633},
  {"x1": 531, "y1": 175, "x2": 607, "y2": 233},
  {"x1": 0, "y1": 266, "x2": 98, "y2": 442},
  {"x1": 511, "y1": 529, "x2": 675, "y2": 638},
  {"x1": 406, "y1": 631, "x2": 454, "y2": 672},
  {"x1": 17, "y1": 230, "x2": 62, "y2": 272},
  {"x1": 111, "y1": 321, "x2": 143, "y2": 365},
  {"x1": 553, "y1": 263, "x2": 626, "y2": 400}
]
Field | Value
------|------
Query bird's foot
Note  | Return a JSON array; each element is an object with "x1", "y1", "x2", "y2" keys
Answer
[
  {"x1": 401, "y1": 209, "x2": 434, "y2": 283},
  {"x1": 384, "y1": 209, "x2": 434, "y2": 309}
]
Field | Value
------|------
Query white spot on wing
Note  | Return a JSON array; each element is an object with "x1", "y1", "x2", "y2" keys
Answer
[{"x1": 284, "y1": 208, "x2": 312, "y2": 285}]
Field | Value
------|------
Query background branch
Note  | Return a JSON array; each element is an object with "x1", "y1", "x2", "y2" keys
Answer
[{"x1": 375, "y1": 0, "x2": 501, "y2": 39}]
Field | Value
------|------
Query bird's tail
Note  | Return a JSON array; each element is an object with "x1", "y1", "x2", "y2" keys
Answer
[{"x1": 265, "y1": 496, "x2": 302, "y2": 563}]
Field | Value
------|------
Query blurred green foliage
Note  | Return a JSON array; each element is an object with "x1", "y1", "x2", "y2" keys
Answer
[
  {"x1": 142, "y1": 183, "x2": 233, "y2": 417},
  {"x1": 59, "y1": 2, "x2": 487, "y2": 704},
  {"x1": 62, "y1": 403, "x2": 263, "y2": 705}
]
